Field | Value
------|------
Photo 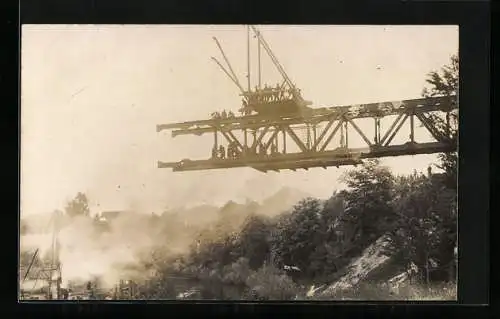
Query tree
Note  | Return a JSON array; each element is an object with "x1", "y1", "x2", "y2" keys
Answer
[
  {"x1": 390, "y1": 172, "x2": 457, "y2": 283},
  {"x1": 418, "y1": 54, "x2": 459, "y2": 281},
  {"x1": 339, "y1": 159, "x2": 396, "y2": 250},
  {"x1": 270, "y1": 198, "x2": 324, "y2": 280},
  {"x1": 64, "y1": 192, "x2": 90, "y2": 218},
  {"x1": 422, "y1": 54, "x2": 459, "y2": 190},
  {"x1": 238, "y1": 214, "x2": 272, "y2": 270}
]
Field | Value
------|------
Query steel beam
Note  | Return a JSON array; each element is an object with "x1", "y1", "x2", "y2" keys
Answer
[
  {"x1": 158, "y1": 95, "x2": 456, "y2": 135},
  {"x1": 158, "y1": 142, "x2": 456, "y2": 172},
  {"x1": 158, "y1": 94, "x2": 457, "y2": 173}
]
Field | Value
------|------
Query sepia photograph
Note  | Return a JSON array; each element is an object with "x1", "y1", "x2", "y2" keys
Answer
[{"x1": 20, "y1": 25, "x2": 458, "y2": 301}]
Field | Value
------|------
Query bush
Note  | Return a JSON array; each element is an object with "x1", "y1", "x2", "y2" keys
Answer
[
  {"x1": 221, "y1": 257, "x2": 251, "y2": 285},
  {"x1": 244, "y1": 263, "x2": 301, "y2": 300}
]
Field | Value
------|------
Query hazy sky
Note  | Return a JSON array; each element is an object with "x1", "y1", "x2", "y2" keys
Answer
[{"x1": 21, "y1": 25, "x2": 458, "y2": 216}]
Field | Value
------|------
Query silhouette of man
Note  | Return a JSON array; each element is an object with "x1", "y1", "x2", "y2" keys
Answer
[{"x1": 219, "y1": 145, "x2": 225, "y2": 159}]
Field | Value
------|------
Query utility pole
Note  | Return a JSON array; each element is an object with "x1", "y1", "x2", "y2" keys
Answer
[
  {"x1": 247, "y1": 25, "x2": 251, "y2": 92},
  {"x1": 257, "y1": 28, "x2": 261, "y2": 89}
]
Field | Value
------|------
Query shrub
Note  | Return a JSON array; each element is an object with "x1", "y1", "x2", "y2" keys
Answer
[{"x1": 245, "y1": 263, "x2": 301, "y2": 300}]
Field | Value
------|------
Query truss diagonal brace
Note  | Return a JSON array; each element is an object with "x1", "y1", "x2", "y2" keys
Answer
[
  {"x1": 252, "y1": 126, "x2": 271, "y2": 149},
  {"x1": 415, "y1": 113, "x2": 448, "y2": 143},
  {"x1": 346, "y1": 117, "x2": 373, "y2": 147},
  {"x1": 219, "y1": 130, "x2": 244, "y2": 151},
  {"x1": 284, "y1": 126, "x2": 309, "y2": 152},
  {"x1": 312, "y1": 113, "x2": 341, "y2": 150},
  {"x1": 264, "y1": 126, "x2": 281, "y2": 151},
  {"x1": 384, "y1": 114, "x2": 409, "y2": 146},
  {"x1": 319, "y1": 119, "x2": 345, "y2": 152},
  {"x1": 380, "y1": 113, "x2": 404, "y2": 145}
]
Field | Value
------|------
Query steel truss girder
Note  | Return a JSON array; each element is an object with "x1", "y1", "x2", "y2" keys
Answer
[
  {"x1": 157, "y1": 95, "x2": 456, "y2": 136},
  {"x1": 157, "y1": 95, "x2": 457, "y2": 172},
  {"x1": 158, "y1": 142, "x2": 456, "y2": 172}
]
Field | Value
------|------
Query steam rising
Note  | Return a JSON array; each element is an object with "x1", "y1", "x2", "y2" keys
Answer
[
  {"x1": 20, "y1": 187, "x2": 310, "y2": 290},
  {"x1": 21, "y1": 213, "x2": 162, "y2": 289}
]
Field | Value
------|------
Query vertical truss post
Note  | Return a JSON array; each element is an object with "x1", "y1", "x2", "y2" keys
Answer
[
  {"x1": 374, "y1": 118, "x2": 382, "y2": 145},
  {"x1": 306, "y1": 124, "x2": 311, "y2": 150},
  {"x1": 377, "y1": 118, "x2": 381, "y2": 144},
  {"x1": 410, "y1": 114, "x2": 415, "y2": 143},
  {"x1": 244, "y1": 129, "x2": 248, "y2": 148},
  {"x1": 312, "y1": 124, "x2": 317, "y2": 151},
  {"x1": 345, "y1": 122, "x2": 349, "y2": 148},
  {"x1": 274, "y1": 132, "x2": 279, "y2": 152},
  {"x1": 340, "y1": 123, "x2": 345, "y2": 148},
  {"x1": 282, "y1": 128, "x2": 287, "y2": 154},
  {"x1": 214, "y1": 130, "x2": 218, "y2": 148},
  {"x1": 252, "y1": 129, "x2": 257, "y2": 151}
]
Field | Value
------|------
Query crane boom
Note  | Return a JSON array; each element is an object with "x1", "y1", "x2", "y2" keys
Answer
[
  {"x1": 211, "y1": 57, "x2": 246, "y2": 94},
  {"x1": 212, "y1": 37, "x2": 246, "y2": 94},
  {"x1": 250, "y1": 26, "x2": 300, "y2": 96}
]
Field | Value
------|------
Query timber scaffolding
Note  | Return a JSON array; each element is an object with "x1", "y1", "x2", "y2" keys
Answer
[
  {"x1": 157, "y1": 26, "x2": 458, "y2": 173},
  {"x1": 20, "y1": 211, "x2": 63, "y2": 300}
]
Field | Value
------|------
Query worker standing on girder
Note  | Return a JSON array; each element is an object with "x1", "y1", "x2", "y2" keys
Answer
[
  {"x1": 293, "y1": 88, "x2": 302, "y2": 100},
  {"x1": 227, "y1": 142, "x2": 233, "y2": 159},
  {"x1": 259, "y1": 142, "x2": 266, "y2": 156},
  {"x1": 271, "y1": 87, "x2": 276, "y2": 102},
  {"x1": 221, "y1": 110, "x2": 227, "y2": 119},
  {"x1": 275, "y1": 84, "x2": 282, "y2": 101},
  {"x1": 253, "y1": 86, "x2": 260, "y2": 104},
  {"x1": 271, "y1": 142, "x2": 278, "y2": 156},
  {"x1": 262, "y1": 84, "x2": 270, "y2": 102},
  {"x1": 212, "y1": 145, "x2": 218, "y2": 159},
  {"x1": 219, "y1": 145, "x2": 225, "y2": 159},
  {"x1": 241, "y1": 98, "x2": 248, "y2": 112},
  {"x1": 276, "y1": 83, "x2": 283, "y2": 101},
  {"x1": 267, "y1": 84, "x2": 274, "y2": 102},
  {"x1": 228, "y1": 111, "x2": 235, "y2": 118},
  {"x1": 233, "y1": 142, "x2": 239, "y2": 159}
]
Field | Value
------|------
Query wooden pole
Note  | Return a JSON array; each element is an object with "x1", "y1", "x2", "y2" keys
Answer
[{"x1": 247, "y1": 25, "x2": 251, "y2": 92}]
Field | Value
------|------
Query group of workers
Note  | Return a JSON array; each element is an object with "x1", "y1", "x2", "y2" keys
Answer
[
  {"x1": 211, "y1": 142, "x2": 280, "y2": 160},
  {"x1": 250, "y1": 84, "x2": 300, "y2": 104},
  {"x1": 212, "y1": 142, "x2": 240, "y2": 160},
  {"x1": 208, "y1": 84, "x2": 302, "y2": 119},
  {"x1": 239, "y1": 84, "x2": 302, "y2": 116},
  {"x1": 210, "y1": 110, "x2": 236, "y2": 120}
]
